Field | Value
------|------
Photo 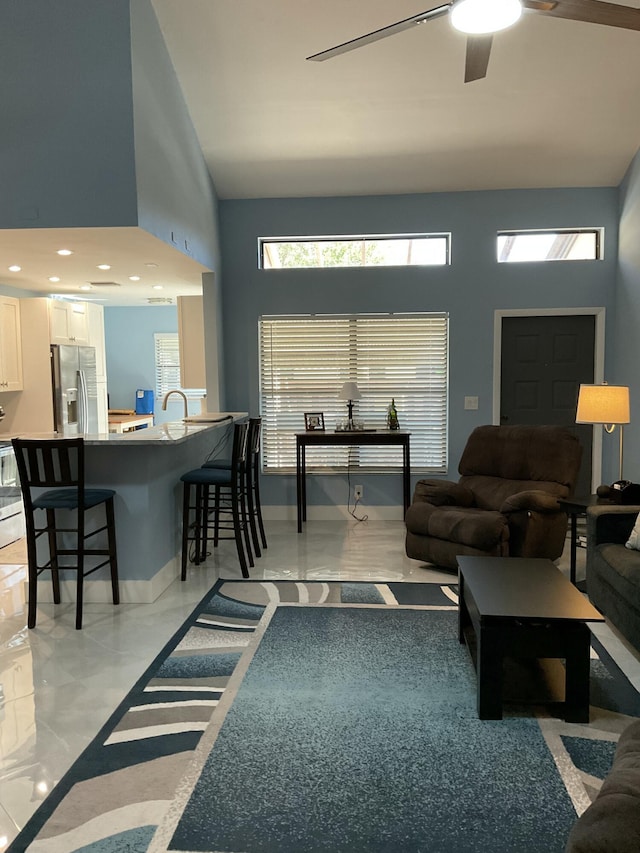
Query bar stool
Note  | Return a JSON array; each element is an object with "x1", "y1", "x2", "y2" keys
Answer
[
  {"x1": 180, "y1": 421, "x2": 251, "y2": 580},
  {"x1": 12, "y1": 437, "x2": 119, "y2": 630},
  {"x1": 202, "y1": 417, "x2": 267, "y2": 557}
]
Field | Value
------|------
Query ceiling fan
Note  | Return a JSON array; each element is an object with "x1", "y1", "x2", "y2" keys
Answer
[{"x1": 306, "y1": 0, "x2": 640, "y2": 82}]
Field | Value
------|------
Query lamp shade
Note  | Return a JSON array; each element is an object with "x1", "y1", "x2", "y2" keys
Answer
[
  {"x1": 576, "y1": 384, "x2": 630, "y2": 425},
  {"x1": 339, "y1": 381, "x2": 361, "y2": 401},
  {"x1": 450, "y1": 0, "x2": 522, "y2": 34}
]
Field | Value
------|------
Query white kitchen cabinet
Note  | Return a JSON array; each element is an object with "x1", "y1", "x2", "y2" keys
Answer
[
  {"x1": 86, "y1": 303, "x2": 107, "y2": 380},
  {"x1": 0, "y1": 296, "x2": 24, "y2": 391},
  {"x1": 49, "y1": 299, "x2": 89, "y2": 345},
  {"x1": 96, "y1": 379, "x2": 108, "y2": 434},
  {"x1": 177, "y1": 295, "x2": 206, "y2": 389}
]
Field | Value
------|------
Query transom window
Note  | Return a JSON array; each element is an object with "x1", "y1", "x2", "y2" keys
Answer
[
  {"x1": 259, "y1": 314, "x2": 449, "y2": 474},
  {"x1": 259, "y1": 234, "x2": 450, "y2": 269},
  {"x1": 497, "y1": 229, "x2": 602, "y2": 262}
]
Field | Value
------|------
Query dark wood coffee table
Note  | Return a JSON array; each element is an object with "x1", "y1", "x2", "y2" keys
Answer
[{"x1": 457, "y1": 556, "x2": 605, "y2": 722}]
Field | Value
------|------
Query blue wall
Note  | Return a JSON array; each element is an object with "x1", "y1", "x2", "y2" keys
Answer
[
  {"x1": 0, "y1": 0, "x2": 138, "y2": 229},
  {"x1": 130, "y1": 0, "x2": 221, "y2": 273},
  {"x1": 104, "y1": 305, "x2": 201, "y2": 423},
  {"x1": 614, "y1": 148, "x2": 640, "y2": 484},
  {"x1": 220, "y1": 187, "x2": 619, "y2": 507}
]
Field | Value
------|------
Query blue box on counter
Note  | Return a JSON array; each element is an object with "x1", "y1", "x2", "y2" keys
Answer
[{"x1": 135, "y1": 389, "x2": 154, "y2": 415}]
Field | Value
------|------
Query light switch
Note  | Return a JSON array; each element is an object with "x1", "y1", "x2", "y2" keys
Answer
[{"x1": 464, "y1": 396, "x2": 479, "y2": 410}]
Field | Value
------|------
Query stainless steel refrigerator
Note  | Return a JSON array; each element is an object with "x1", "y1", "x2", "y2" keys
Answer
[{"x1": 51, "y1": 345, "x2": 99, "y2": 435}]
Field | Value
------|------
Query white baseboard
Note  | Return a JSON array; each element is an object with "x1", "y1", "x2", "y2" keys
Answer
[
  {"x1": 261, "y1": 504, "x2": 404, "y2": 522},
  {"x1": 36, "y1": 555, "x2": 180, "y2": 604}
]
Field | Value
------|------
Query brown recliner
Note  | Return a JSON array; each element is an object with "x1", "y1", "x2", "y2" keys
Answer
[{"x1": 405, "y1": 424, "x2": 583, "y2": 570}]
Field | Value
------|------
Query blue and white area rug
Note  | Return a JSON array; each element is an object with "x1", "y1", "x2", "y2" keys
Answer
[{"x1": 9, "y1": 580, "x2": 640, "y2": 853}]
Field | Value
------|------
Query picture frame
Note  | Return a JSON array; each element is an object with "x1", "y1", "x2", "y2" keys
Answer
[{"x1": 304, "y1": 412, "x2": 325, "y2": 431}]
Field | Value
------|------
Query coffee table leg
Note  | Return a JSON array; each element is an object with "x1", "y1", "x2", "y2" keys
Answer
[
  {"x1": 477, "y1": 626, "x2": 503, "y2": 720},
  {"x1": 564, "y1": 624, "x2": 591, "y2": 723},
  {"x1": 458, "y1": 574, "x2": 469, "y2": 643}
]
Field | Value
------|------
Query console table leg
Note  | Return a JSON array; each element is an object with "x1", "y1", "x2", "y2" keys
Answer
[{"x1": 296, "y1": 439, "x2": 303, "y2": 533}]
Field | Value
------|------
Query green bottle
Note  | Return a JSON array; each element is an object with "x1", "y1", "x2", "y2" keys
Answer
[{"x1": 388, "y1": 398, "x2": 399, "y2": 430}]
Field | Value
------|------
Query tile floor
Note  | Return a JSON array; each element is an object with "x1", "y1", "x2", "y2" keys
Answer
[{"x1": 0, "y1": 520, "x2": 639, "y2": 852}]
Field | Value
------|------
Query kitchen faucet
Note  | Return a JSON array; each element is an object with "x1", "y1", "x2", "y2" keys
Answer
[{"x1": 162, "y1": 389, "x2": 188, "y2": 419}]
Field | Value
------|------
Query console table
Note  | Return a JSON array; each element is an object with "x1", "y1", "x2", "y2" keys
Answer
[{"x1": 295, "y1": 430, "x2": 411, "y2": 533}]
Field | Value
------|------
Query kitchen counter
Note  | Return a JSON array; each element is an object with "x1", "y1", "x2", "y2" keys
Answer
[
  {"x1": 2, "y1": 413, "x2": 248, "y2": 604},
  {"x1": 0, "y1": 413, "x2": 245, "y2": 446}
]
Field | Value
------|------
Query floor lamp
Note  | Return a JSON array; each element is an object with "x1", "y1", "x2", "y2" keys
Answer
[{"x1": 575, "y1": 383, "x2": 630, "y2": 482}]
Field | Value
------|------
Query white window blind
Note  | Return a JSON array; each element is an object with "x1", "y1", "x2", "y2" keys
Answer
[
  {"x1": 154, "y1": 333, "x2": 205, "y2": 400},
  {"x1": 259, "y1": 314, "x2": 448, "y2": 473}
]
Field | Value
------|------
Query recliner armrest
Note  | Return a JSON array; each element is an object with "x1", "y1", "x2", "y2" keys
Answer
[
  {"x1": 499, "y1": 490, "x2": 562, "y2": 514},
  {"x1": 412, "y1": 479, "x2": 474, "y2": 507}
]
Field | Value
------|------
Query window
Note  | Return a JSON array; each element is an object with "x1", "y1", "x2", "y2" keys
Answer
[
  {"x1": 154, "y1": 333, "x2": 205, "y2": 400},
  {"x1": 259, "y1": 234, "x2": 450, "y2": 269},
  {"x1": 497, "y1": 229, "x2": 602, "y2": 262},
  {"x1": 259, "y1": 314, "x2": 448, "y2": 473}
]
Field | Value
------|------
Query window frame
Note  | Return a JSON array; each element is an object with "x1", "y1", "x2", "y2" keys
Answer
[
  {"x1": 496, "y1": 228, "x2": 603, "y2": 263},
  {"x1": 153, "y1": 332, "x2": 205, "y2": 401},
  {"x1": 258, "y1": 232, "x2": 451, "y2": 269},
  {"x1": 258, "y1": 313, "x2": 449, "y2": 475}
]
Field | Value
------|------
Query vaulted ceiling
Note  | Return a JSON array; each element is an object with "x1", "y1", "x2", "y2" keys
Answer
[
  {"x1": 4, "y1": 1, "x2": 640, "y2": 306},
  {"x1": 152, "y1": 0, "x2": 640, "y2": 199}
]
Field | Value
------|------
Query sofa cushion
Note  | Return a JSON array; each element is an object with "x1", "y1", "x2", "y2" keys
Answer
[
  {"x1": 565, "y1": 719, "x2": 640, "y2": 852},
  {"x1": 595, "y1": 543, "x2": 640, "y2": 599},
  {"x1": 626, "y1": 512, "x2": 640, "y2": 550},
  {"x1": 405, "y1": 503, "x2": 508, "y2": 550}
]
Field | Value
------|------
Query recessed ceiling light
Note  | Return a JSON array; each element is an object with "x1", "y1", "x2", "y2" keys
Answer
[
  {"x1": 48, "y1": 276, "x2": 61, "y2": 283},
  {"x1": 97, "y1": 264, "x2": 111, "y2": 270},
  {"x1": 152, "y1": 284, "x2": 164, "y2": 290},
  {"x1": 79, "y1": 284, "x2": 93, "y2": 291},
  {"x1": 57, "y1": 249, "x2": 73, "y2": 256},
  {"x1": 129, "y1": 275, "x2": 141, "y2": 281},
  {"x1": 145, "y1": 262, "x2": 159, "y2": 268},
  {"x1": 8, "y1": 265, "x2": 21, "y2": 272}
]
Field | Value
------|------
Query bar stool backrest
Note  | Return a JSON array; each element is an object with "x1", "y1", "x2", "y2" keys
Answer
[
  {"x1": 248, "y1": 418, "x2": 262, "y2": 458},
  {"x1": 233, "y1": 421, "x2": 249, "y2": 474},
  {"x1": 12, "y1": 438, "x2": 85, "y2": 509}
]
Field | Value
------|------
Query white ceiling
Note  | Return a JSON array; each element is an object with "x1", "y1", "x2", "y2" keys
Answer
[
  {"x1": 152, "y1": 0, "x2": 640, "y2": 198},
  {"x1": 5, "y1": 0, "x2": 640, "y2": 306},
  {"x1": 0, "y1": 227, "x2": 209, "y2": 307}
]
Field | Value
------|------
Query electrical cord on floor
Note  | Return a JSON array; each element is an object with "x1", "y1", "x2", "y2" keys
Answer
[
  {"x1": 346, "y1": 466, "x2": 368, "y2": 523},
  {"x1": 349, "y1": 495, "x2": 368, "y2": 523}
]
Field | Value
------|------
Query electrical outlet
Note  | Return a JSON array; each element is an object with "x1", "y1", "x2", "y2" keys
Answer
[{"x1": 354, "y1": 485, "x2": 363, "y2": 501}]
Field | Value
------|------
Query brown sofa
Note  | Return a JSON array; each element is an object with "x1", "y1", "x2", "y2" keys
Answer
[
  {"x1": 565, "y1": 718, "x2": 640, "y2": 852},
  {"x1": 405, "y1": 424, "x2": 583, "y2": 570}
]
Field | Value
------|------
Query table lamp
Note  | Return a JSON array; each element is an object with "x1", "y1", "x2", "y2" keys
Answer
[
  {"x1": 576, "y1": 382, "x2": 630, "y2": 481},
  {"x1": 339, "y1": 381, "x2": 361, "y2": 430}
]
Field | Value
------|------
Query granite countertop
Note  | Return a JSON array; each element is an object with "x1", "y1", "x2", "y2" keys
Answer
[{"x1": 0, "y1": 413, "x2": 247, "y2": 447}]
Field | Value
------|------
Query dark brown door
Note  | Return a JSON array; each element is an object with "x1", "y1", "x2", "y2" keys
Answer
[{"x1": 500, "y1": 315, "x2": 595, "y2": 495}]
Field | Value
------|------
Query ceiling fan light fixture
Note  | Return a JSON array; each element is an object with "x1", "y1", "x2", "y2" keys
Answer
[{"x1": 451, "y1": 0, "x2": 522, "y2": 34}]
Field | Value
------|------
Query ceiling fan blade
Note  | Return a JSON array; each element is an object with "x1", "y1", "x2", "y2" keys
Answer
[
  {"x1": 464, "y1": 34, "x2": 493, "y2": 82},
  {"x1": 306, "y1": 5, "x2": 450, "y2": 61},
  {"x1": 522, "y1": 0, "x2": 558, "y2": 10},
  {"x1": 530, "y1": 0, "x2": 640, "y2": 30}
]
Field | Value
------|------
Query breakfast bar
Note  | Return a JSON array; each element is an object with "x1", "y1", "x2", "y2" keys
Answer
[{"x1": 1, "y1": 414, "x2": 246, "y2": 602}]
